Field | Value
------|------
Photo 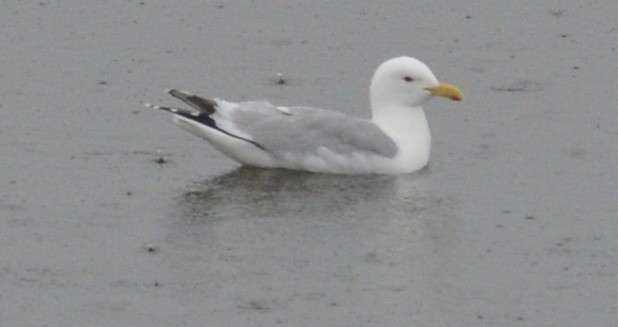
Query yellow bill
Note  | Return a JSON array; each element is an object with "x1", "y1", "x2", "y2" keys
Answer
[{"x1": 426, "y1": 82, "x2": 463, "y2": 101}]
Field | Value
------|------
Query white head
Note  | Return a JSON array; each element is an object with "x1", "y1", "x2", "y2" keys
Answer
[{"x1": 369, "y1": 56, "x2": 462, "y2": 111}]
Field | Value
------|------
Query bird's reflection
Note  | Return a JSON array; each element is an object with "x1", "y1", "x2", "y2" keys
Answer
[
  {"x1": 177, "y1": 167, "x2": 405, "y2": 224},
  {"x1": 164, "y1": 166, "x2": 460, "y2": 303},
  {"x1": 163, "y1": 166, "x2": 450, "y2": 252}
]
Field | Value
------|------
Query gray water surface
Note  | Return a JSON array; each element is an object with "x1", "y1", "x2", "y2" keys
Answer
[{"x1": 1, "y1": 1, "x2": 617, "y2": 326}]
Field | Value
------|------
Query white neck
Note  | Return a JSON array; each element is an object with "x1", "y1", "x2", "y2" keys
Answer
[{"x1": 371, "y1": 105, "x2": 431, "y2": 172}]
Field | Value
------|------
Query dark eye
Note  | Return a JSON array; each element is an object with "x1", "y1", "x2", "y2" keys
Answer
[{"x1": 404, "y1": 76, "x2": 414, "y2": 82}]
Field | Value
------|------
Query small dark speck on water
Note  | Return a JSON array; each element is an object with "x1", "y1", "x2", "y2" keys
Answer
[
  {"x1": 147, "y1": 245, "x2": 157, "y2": 253},
  {"x1": 241, "y1": 301, "x2": 272, "y2": 312},
  {"x1": 491, "y1": 81, "x2": 544, "y2": 93},
  {"x1": 276, "y1": 73, "x2": 286, "y2": 85},
  {"x1": 526, "y1": 215, "x2": 535, "y2": 220},
  {"x1": 550, "y1": 9, "x2": 566, "y2": 17},
  {"x1": 154, "y1": 281, "x2": 160, "y2": 287},
  {"x1": 155, "y1": 150, "x2": 167, "y2": 164}
]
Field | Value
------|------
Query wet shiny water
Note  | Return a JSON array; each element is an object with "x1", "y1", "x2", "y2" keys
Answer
[{"x1": 1, "y1": 1, "x2": 617, "y2": 326}]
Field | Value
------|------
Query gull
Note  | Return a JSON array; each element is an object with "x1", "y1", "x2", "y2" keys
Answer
[{"x1": 146, "y1": 56, "x2": 463, "y2": 174}]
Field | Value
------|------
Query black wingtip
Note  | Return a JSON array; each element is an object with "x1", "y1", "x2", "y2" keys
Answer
[
  {"x1": 167, "y1": 89, "x2": 188, "y2": 97},
  {"x1": 149, "y1": 93, "x2": 266, "y2": 151},
  {"x1": 167, "y1": 89, "x2": 217, "y2": 114}
]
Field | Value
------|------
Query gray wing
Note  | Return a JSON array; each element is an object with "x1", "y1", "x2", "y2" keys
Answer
[{"x1": 231, "y1": 102, "x2": 398, "y2": 158}]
